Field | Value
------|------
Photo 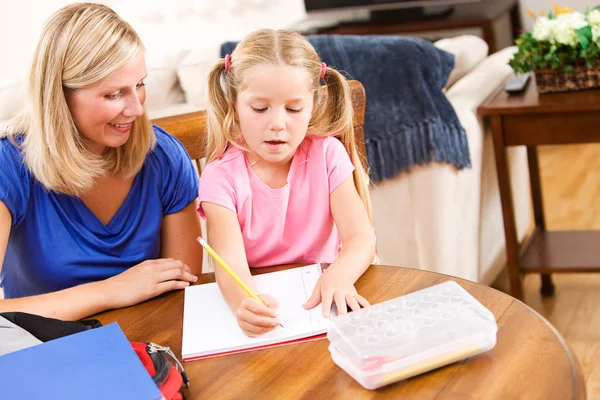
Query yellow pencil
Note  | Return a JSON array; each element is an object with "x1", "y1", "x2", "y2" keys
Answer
[{"x1": 196, "y1": 237, "x2": 283, "y2": 328}]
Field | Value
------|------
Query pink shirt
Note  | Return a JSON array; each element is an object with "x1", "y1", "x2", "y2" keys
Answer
[{"x1": 198, "y1": 136, "x2": 354, "y2": 267}]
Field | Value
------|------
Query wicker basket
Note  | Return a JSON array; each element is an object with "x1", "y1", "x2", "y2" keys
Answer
[{"x1": 535, "y1": 64, "x2": 600, "y2": 94}]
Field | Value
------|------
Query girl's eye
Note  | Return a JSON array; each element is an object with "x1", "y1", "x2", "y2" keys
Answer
[
  {"x1": 136, "y1": 82, "x2": 146, "y2": 89},
  {"x1": 287, "y1": 108, "x2": 302, "y2": 113},
  {"x1": 105, "y1": 92, "x2": 121, "y2": 100},
  {"x1": 252, "y1": 107, "x2": 267, "y2": 113}
]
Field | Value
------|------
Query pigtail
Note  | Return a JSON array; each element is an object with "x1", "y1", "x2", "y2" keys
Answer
[
  {"x1": 318, "y1": 67, "x2": 374, "y2": 228},
  {"x1": 205, "y1": 59, "x2": 236, "y2": 163}
]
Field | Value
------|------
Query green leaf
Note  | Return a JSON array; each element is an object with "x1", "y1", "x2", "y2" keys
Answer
[
  {"x1": 576, "y1": 26, "x2": 592, "y2": 49},
  {"x1": 564, "y1": 64, "x2": 574, "y2": 73},
  {"x1": 548, "y1": 10, "x2": 556, "y2": 20}
]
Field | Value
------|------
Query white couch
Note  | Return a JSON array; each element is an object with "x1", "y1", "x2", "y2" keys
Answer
[
  {"x1": 372, "y1": 39, "x2": 531, "y2": 285},
  {"x1": 0, "y1": 35, "x2": 530, "y2": 285}
]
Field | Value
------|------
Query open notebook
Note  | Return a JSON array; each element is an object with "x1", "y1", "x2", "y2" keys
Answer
[{"x1": 182, "y1": 264, "x2": 328, "y2": 361}]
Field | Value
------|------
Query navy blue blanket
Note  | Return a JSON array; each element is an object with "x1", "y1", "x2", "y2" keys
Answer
[{"x1": 221, "y1": 35, "x2": 470, "y2": 182}]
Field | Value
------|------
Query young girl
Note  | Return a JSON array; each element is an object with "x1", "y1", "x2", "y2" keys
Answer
[{"x1": 199, "y1": 29, "x2": 376, "y2": 337}]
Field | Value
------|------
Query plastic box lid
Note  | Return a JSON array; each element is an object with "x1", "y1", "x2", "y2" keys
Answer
[{"x1": 327, "y1": 281, "x2": 498, "y2": 375}]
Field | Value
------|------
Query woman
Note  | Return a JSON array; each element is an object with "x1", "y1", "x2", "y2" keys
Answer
[{"x1": 0, "y1": 3, "x2": 202, "y2": 320}]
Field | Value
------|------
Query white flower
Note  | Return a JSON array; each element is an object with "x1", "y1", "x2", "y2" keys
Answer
[
  {"x1": 550, "y1": 12, "x2": 588, "y2": 46},
  {"x1": 588, "y1": 9, "x2": 600, "y2": 25},
  {"x1": 592, "y1": 25, "x2": 600, "y2": 42},
  {"x1": 587, "y1": 9, "x2": 600, "y2": 42},
  {"x1": 532, "y1": 16, "x2": 555, "y2": 41}
]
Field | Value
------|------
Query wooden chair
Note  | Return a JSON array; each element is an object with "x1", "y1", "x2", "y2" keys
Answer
[{"x1": 150, "y1": 80, "x2": 367, "y2": 175}]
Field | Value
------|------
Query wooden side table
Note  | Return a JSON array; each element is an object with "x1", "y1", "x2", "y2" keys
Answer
[
  {"x1": 315, "y1": 0, "x2": 521, "y2": 54},
  {"x1": 478, "y1": 77, "x2": 600, "y2": 300}
]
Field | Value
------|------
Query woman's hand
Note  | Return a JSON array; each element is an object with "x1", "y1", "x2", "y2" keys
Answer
[
  {"x1": 102, "y1": 258, "x2": 198, "y2": 309},
  {"x1": 303, "y1": 268, "x2": 370, "y2": 317},
  {"x1": 235, "y1": 294, "x2": 281, "y2": 337}
]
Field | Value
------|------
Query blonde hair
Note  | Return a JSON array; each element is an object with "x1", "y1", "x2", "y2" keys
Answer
[
  {"x1": 2, "y1": 3, "x2": 154, "y2": 196},
  {"x1": 206, "y1": 29, "x2": 373, "y2": 225}
]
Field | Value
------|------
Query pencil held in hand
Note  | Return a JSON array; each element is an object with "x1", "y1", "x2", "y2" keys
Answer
[{"x1": 196, "y1": 237, "x2": 283, "y2": 328}]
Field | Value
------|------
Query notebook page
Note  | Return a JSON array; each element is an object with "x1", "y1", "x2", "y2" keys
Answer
[
  {"x1": 182, "y1": 264, "x2": 328, "y2": 360},
  {"x1": 302, "y1": 264, "x2": 330, "y2": 332}
]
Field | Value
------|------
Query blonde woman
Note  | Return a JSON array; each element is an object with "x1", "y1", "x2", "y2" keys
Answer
[
  {"x1": 0, "y1": 3, "x2": 202, "y2": 320},
  {"x1": 199, "y1": 30, "x2": 375, "y2": 337}
]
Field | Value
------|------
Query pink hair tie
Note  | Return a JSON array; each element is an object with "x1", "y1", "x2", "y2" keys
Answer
[
  {"x1": 224, "y1": 54, "x2": 231, "y2": 72},
  {"x1": 320, "y1": 62, "x2": 327, "y2": 79}
]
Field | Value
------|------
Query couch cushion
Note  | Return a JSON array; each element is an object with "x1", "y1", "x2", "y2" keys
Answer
[
  {"x1": 0, "y1": 82, "x2": 26, "y2": 124},
  {"x1": 434, "y1": 35, "x2": 489, "y2": 89},
  {"x1": 445, "y1": 46, "x2": 517, "y2": 109},
  {"x1": 143, "y1": 47, "x2": 190, "y2": 113},
  {"x1": 176, "y1": 41, "x2": 222, "y2": 110}
]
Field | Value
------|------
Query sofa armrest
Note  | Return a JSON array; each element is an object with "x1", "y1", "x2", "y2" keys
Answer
[
  {"x1": 434, "y1": 35, "x2": 489, "y2": 89},
  {"x1": 445, "y1": 46, "x2": 517, "y2": 110}
]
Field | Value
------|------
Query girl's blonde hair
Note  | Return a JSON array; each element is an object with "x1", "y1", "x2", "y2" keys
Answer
[
  {"x1": 2, "y1": 2, "x2": 154, "y2": 196},
  {"x1": 206, "y1": 29, "x2": 373, "y2": 225}
]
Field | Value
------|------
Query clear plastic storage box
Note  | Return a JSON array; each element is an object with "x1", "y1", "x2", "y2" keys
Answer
[{"x1": 327, "y1": 281, "x2": 498, "y2": 390}]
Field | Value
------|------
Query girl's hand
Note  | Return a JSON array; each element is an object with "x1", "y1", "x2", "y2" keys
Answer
[
  {"x1": 102, "y1": 258, "x2": 198, "y2": 309},
  {"x1": 303, "y1": 268, "x2": 370, "y2": 317},
  {"x1": 235, "y1": 294, "x2": 281, "y2": 337}
]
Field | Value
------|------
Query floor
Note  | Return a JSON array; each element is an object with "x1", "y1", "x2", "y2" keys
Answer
[{"x1": 492, "y1": 143, "x2": 600, "y2": 400}]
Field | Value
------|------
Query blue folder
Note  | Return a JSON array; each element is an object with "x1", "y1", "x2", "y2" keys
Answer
[{"x1": 0, "y1": 322, "x2": 162, "y2": 400}]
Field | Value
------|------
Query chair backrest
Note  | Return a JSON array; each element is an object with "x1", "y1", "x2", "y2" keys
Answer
[{"x1": 151, "y1": 80, "x2": 367, "y2": 175}]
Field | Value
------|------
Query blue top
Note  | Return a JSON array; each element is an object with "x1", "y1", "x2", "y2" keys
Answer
[{"x1": 0, "y1": 126, "x2": 199, "y2": 299}]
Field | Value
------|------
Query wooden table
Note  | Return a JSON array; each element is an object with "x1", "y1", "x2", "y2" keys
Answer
[
  {"x1": 95, "y1": 265, "x2": 585, "y2": 399},
  {"x1": 478, "y1": 78, "x2": 600, "y2": 300}
]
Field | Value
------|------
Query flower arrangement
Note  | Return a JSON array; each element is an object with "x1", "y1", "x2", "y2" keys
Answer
[{"x1": 509, "y1": 3, "x2": 600, "y2": 93}]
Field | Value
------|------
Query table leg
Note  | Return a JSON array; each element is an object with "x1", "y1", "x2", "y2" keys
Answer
[
  {"x1": 527, "y1": 146, "x2": 546, "y2": 229},
  {"x1": 491, "y1": 116, "x2": 523, "y2": 300},
  {"x1": 527, "y1": 146, "x2": 556, "y2": 296}
]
